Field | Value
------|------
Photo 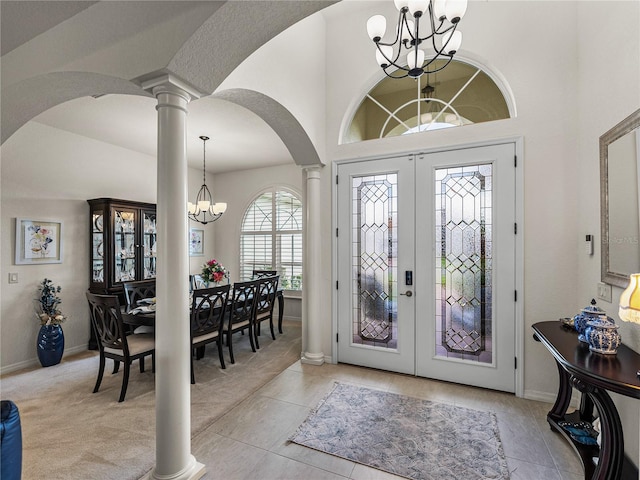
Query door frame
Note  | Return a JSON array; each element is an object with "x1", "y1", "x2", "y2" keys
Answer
[{"x1": 331, "y1": 136, "x2": 525, "y2": 397}]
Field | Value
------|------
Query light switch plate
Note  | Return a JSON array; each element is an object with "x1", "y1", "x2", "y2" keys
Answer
[
  {"x1": 8, "y1": 272, "x2": 18, "y2": 284},
  {"x1": 597, "y1": 282, "x2": 612, "y2": 303}
]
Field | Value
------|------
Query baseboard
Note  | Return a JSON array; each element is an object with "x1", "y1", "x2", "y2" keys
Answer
[
  {"x1": 1, "y1": 344, "x2": 90, "y2": 376},
  {"x1": 282, "y1": 316, "x2": 301, "y2": 322},
  {"x1": 524, "y1": 389, "x2": 581, "y2": 409}
]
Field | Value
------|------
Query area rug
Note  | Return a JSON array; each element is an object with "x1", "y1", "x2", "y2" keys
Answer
[{"x1": 289, "y1": 382, "x2": 510, "y2": 480}]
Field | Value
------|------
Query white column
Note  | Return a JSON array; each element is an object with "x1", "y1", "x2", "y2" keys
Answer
[
  {"x1": 301, "y1": 166, "x2": 325, "y2": 365},
  {"x1": 141, "y1": 75, "x2": 205, "y2": 480}
]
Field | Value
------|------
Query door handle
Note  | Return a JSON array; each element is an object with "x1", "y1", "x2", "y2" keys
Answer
[{"x1": 400, "y1": 290, "x2": 413, "y2": 297}]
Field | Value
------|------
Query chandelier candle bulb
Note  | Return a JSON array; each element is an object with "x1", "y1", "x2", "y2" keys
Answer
[
  {"x1": 407, "y1": 49, "x2": 425, "y2": 70},
  {"x1": 394, "y1": 0, "x2": 410, "y2": 11}
]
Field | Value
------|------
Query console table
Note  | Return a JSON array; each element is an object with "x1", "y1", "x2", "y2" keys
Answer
[{"x1": 532, "y1": 321, "x2": 640, "y2": 480}]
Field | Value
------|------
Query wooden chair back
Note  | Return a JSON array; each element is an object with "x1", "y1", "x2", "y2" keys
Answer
[
  {"x1": 255, "y1": 275, "x2": 279, "y2": 319},
  {"x1": 191, "y1": 284, "x2": 230, "y2": 339},
  {"x1": 86, "y1": 292, "x2": 129, "y2": 354},
  {"x1": 252, "y1": 270, "x2": 277, "y2": 279},
  {"x1": 123, "y1": 280, "x2": 156, "y2": 312}
]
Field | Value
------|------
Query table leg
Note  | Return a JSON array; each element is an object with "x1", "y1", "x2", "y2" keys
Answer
[
  {"x1": 277, "y1": 292, "x2": 284, "y2": 334},
  {"x1": 589, "y1": 387, "x2": 625, "y2": 480},
  {"x1": 548, "y1": 360, "x2": 573, "y2": 424}
]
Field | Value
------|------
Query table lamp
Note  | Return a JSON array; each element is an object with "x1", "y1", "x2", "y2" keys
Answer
[{"x1": 619, "y1": 273, "x2": 640, "y2": 376}]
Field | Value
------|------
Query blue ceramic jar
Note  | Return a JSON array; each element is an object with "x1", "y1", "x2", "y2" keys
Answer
[
  {"x1": 585, "y1": 316, "x2": 621, "y2": 355},
  {"x1": 574, "y1": 299, "x2": 605, "y2": 343}
]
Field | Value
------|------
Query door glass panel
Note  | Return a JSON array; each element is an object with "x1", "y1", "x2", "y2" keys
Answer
[
  {"x1": 352, "y1": 174, "x2": 398, "y2": 349},
  {"x1": 435, "y1": 164, "x2": 492, "y2": 363},
  {"x1": 114, "y1": 209, "x2": 136, "y2": 283},
  {"x1": 143, "y1": 212, "x2": 157, "y2": 279}
]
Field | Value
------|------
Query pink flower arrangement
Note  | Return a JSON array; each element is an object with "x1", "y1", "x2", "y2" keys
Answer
[{"x1": 201, "y1": 259, "x2": 229, "y2": 284}]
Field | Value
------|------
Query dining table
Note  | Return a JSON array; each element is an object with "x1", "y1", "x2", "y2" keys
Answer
[{"x1": 122, "y1": 289, "x2": 285, "y2": 332}]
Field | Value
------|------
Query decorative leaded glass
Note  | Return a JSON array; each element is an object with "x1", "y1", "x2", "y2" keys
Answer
[
  {"x1": 435, "y1": 164, "x2": 493, "y2": 363},
  {"x1": 352, "y1": 174, "x2": 398, "y2": 349}
]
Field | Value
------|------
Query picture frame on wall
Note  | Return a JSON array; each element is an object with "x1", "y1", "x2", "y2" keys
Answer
[
  {"x1": 189, "y1": 228, "x2": 204, "y2": 256},
  {"x1": 15, "y1": 218, "x2": 64, "y2": 265}
]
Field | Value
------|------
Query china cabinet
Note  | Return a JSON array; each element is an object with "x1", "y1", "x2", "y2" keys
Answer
[{"x1": 87, "y1": 198, "x2": 157, "y2": 348}]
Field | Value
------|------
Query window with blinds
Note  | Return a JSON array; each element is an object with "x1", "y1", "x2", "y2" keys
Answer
[{"x1": 240, "y1": 189, "x2": 303, "y2": 290}]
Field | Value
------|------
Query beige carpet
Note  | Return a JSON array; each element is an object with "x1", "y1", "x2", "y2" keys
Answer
[{"x1": 0, "y1": 320, "x2": 301, "y2": 480}]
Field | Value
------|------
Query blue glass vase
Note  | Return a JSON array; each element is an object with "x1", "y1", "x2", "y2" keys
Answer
[{"x1": 37, "y1": 324, "x2": 64, "y2": 367}]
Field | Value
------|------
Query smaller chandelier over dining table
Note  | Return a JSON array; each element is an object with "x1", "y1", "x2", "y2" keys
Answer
[
  {"x1": 188, "y1": 135, "x2": 227, "y2": 225},
  {"x1": 367, "y1": 0, "x2": 467, "y2": 79}
]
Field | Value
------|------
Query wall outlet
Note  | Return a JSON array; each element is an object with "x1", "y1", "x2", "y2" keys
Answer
[
  {"x1": 8, "y1": 272, "x2": 18, "y2": 284},
  {"x1": 597, "y1": 282, "x2": 612, "y2": 303}
]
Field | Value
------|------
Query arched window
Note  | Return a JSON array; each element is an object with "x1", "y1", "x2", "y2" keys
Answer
[
  {"x1": 344, "y1": 59, "x2": 512, "y2": 143},
  {"x1": 240, "y1": 189, "x2": 303, "y2": 291}
]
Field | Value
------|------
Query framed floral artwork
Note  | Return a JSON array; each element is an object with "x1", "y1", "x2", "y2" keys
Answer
[
  {"x1": 189, "y1": 228, "x2": 204, "y2": 256},
  {"x1": 15, "y1": 218, "x2": 64, "y2": 264}
]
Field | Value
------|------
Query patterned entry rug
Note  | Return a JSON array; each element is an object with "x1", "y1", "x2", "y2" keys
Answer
[{"x1": 289, "y1": 382, "x2": 510, "y2": 480}]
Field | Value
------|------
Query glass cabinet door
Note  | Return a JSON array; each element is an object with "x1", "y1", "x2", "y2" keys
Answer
[
  {"x1": 114, "y1": 208, "x2": 137, "y2": 283},
  {"x1": 143, "y1": 211, "x2": 157, "y2": 279},
  {"x1": 92, "y1": 211, "x2": 105, "y2": 284}
]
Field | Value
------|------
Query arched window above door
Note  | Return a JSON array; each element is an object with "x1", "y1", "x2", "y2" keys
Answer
[{"x1": 344, "y1": 59, "x2": 511, "y2": 144}]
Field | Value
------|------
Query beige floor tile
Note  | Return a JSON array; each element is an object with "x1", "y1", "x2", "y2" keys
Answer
[
  {"x1": 255, "y1": 452, "x2": 351, "y2": 480},
  {"x1": 256, "y1": 368, "x2": 338, "y2": 407},
  {"x1": 349, "y1": 463, "x2": 407, "y2": 480},
  {"x1": 271, "y1": 439, "x2": 356, "y2": 478},
  {"x1": 210, "y1": 394, "x2": 311, "y2": 451},
  {"x1": 497, "y1": 412, "x2": 556, "y2": 467},
  {"x1": 507, "y1": 457, "x2": 563, "y2": 480}
]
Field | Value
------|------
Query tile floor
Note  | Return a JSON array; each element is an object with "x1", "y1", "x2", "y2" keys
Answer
[{"x1": 190, "y1": 360, "x2": 585, "y2": 480}]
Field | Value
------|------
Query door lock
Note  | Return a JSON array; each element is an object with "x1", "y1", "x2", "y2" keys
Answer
[{"x1": 400, "y1": 290, "x2": 413, "y2": 297}]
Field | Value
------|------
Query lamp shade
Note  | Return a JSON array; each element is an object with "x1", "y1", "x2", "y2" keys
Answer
[
  {"x1": 619, "y1": 273, "x2": 640, "y2": 324},
  {"x1": 407, "y1": 49, "x2": 425, "y2": 69},
  {"x1": 445, "y1": 0, "x2": 468, "y2": 23},
  {"x1": 394, "y1": 0, "x2": 410, "y2": 11},
  {"x1": 376, "y1": 46, "x2": 393, "y2": 66},
  {"x1": 367, "y1": 15, "x2": 387, "y2": 40},
  {"x1": 443, "y1": 30, "x2": 462, "y2": 54}
]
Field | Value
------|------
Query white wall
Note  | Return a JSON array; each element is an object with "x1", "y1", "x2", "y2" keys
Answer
[{"x1": 575, "y1": 0, "x2": 640, "y2": 462}]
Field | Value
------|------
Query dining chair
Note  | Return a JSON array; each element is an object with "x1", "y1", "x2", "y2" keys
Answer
[
  {"x1": 225, "y1": 280, "x2": 260, "y2": 364},
  {"x1": 254, "y1": 275, "x2": 279, "y2": 349},
  {"x1": 252, "y1": 270, "x2": 277, "y2": 279},
  {"x1": 190, "y1": 274, "x2": 208, "y2": 291},
  {"x1": 85, "y1": 292, "x2": 155, "y2": 402},
  {"x1": 190, "y1": 284, "x2": 230, "y2": 383},
  {"x1": 123, "y1": 280, "x2": 156, "y2": 335},
  {"x1": 123, "y1": 280, "x2": 156, "y2": 312}
]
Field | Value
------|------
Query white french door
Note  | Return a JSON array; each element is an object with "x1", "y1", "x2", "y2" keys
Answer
[
  {"x1": 336, "y1": 155, "x2": 416, "y2": 374},
  {"x1": 336, "y1": 143, "x2": 517, "y2": 392}
]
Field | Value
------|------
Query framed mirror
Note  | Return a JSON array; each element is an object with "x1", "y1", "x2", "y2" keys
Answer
[{"x1": 600, "y1": 108, "x2": 640, "y2": 287}]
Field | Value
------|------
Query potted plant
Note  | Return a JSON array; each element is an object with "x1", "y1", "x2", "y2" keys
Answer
[
  {"x1": 201, "y1": 259, "x2": 229, "y2": 286},
  {"x1": 35, "y1": 278, "x2": 66, "y2": 367}
]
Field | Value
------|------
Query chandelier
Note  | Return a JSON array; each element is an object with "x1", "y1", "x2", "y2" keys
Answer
[
  {"x1": 188, "y1": 136, "x2": 227, "y2": 224},
  {"x1": 367, "y1": 0, "x2": 467, "y2": 79}
]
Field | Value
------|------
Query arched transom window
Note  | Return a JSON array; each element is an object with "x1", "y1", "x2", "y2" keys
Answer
[
  {"x1": 240, "y1": 189, "x2": 303, "y2": 291},
  {"x1": 344, "y1": 59, "x2": 511, "y2": 143}
]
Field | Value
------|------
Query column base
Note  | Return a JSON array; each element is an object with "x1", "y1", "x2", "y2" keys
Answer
[
  {"x1": 141, "y1": 457, "x2": 206, "y2": 480},
  {"x1": 301, "y1": 352, "x2": 325, "y2": 366}
]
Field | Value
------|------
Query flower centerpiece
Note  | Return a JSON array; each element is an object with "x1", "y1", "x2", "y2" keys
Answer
[
  {"x1": 35, "y1": 278, "x2": 66, "y2": 367},
  {"x1": 36, "y1": 278, "x2": 66, "y2": 325},
  {"x1": 201, "y1": 258, "x2": 229, "y2": 285}
]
